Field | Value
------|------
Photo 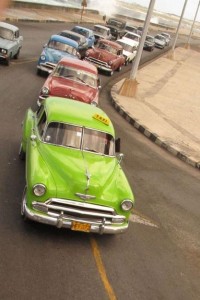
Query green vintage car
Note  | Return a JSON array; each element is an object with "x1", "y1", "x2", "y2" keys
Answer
[{"x1": 19, "y1": 97, "x2": 134, "y2": 234}]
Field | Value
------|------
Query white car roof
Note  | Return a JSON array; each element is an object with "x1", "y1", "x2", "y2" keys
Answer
[
  {"x1": 117, "y1": 38, "x2": 138, "y2": 46},
  {"x1": 124, "y1": 32, "x2": 140, "y2": 38}
]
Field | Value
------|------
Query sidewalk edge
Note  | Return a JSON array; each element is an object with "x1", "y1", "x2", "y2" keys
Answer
[{"x1": 110, "y1": 88, "x2": 200, "y2": 170}]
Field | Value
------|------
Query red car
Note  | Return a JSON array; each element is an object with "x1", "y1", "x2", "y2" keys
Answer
[
  {"x1": 38, "y1": 57, "x2": 101, "y2": 106},
  {"x1": 84, "y1": 39, "x2": 125, "y2": 76}
]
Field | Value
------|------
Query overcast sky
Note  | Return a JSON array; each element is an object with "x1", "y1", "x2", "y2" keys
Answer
[{"x1": 128, "y1": 0, "x2": 200, "y2": 21}]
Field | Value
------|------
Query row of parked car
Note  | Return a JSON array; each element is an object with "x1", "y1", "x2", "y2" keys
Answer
[{"x1": 1, "y1": 19, "x2": 171, "y2": 235}]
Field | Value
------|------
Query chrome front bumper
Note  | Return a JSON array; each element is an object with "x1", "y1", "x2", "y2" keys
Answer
[{"x1": 22, "y1": 196, "x2": 129, "y2": 235}]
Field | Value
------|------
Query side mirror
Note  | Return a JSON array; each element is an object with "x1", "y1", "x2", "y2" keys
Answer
[
  {"x1": 115, "y1": 137, "x2": 121, "y2": 152},
  {"x1": 30, "y1": 134, "x2": 37, "y2": 141},
  {"x1": 117, "y1": 153, "x2": 124, "y2": 164}
]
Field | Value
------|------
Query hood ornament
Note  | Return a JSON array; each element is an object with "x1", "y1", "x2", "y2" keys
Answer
[{"x1": 75, "y1": 193, "x2": 96, "y2": 200}]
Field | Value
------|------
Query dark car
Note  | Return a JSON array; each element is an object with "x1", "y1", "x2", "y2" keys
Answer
[
  {"x1": 106, "y1": 18, "x2": 126, "y2": 40},
  {"x1": 58, "y1": 30, "x2": 88, "y2": 58},
  {"x1": 143, "y1": 35, "x2": 155, "y2": 51}
]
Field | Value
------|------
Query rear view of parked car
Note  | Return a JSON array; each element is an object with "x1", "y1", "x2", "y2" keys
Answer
[
  {"x1": 37, "y1": 34, "x2": 80, "y2": 75},
  {"x1": 0, "y1": 21, "x2": 23, "y2": 65}
]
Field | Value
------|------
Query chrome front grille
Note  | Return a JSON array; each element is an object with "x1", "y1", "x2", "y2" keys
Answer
[
  {"x1": 85, "y1": 57, "x2": 110, "y2": 68},
  {"x1": 32, "y1": 198, "x2": 125, "y2": 225}
]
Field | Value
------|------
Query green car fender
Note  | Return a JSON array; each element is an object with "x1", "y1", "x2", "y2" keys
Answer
[
  {"x1": 25, "y1": 138, "x2": 57, "y2": 207},
  {"x1": 21, "y1": 108, "x2": 35, "y2": 153}
]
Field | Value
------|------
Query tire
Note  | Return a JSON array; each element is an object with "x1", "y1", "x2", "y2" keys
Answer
[
  {"x1": 108, "y1": 70, "x2": 113, "y2": 76},
  {"x1": 5, "y1": 53, "x2": 12, "y2": 66},
  {"x1": 117, "y1": 65, "x2": 122, "y2": 72},
  {"x1": 21, "y1": 187, "x2": 28, "y2": 221},
  {"x1": 19, "y1": 143, "x2": 25, "y2": 160},
  {"x1": 37, "y1": 68, "x2": 42, "y2": 76},
  {"x1": 14, "y1": 48, "x2": 20, "y2": 59}
]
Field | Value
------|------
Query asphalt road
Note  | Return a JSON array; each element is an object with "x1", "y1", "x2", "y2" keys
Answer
[{"x1": 0, "y1": 22, "x2": 200, "y2": 300}]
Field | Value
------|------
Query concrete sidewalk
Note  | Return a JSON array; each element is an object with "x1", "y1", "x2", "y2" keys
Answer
[{"x1": 111, "y1": 47, "x2": 200, "y2": 169}]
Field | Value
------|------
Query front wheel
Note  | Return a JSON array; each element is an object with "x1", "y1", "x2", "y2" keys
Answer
[
  {"x1": 117, "y1": 65, "x2": 122, "y2": 72},
  {"x1": 21, "y1": 186, "x2": 28, "y2": 221},
  {"x1": 14, "y1": 48, "x2": 20, "y2": 59},
  {"x1": 19, "y1": 143, "x2": 25, "y2": 160}
]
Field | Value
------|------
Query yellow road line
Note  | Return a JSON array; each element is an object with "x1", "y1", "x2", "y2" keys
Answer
[{"x1": 90, "y1": 237, "x2": 117, "y2": 300}]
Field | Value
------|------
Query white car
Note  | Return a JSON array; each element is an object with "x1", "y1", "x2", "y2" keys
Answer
[
  {"x1": 154, "y1": 34, "x2": 166, "y2": 49},
  {"x1": 160, "y1": 32, "x2": 171, "y2": 46},
  {"x1": 116, "y1": 38, "x2": 137, "y2": 65},
  {"x1": 122, "y1": 32, "x2": 140, "y2": 48}
]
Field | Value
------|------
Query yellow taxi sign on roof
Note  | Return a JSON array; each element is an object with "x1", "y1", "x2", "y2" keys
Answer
[{"x1": 93, "y1": 113, "x2": 110, "y2": 126}]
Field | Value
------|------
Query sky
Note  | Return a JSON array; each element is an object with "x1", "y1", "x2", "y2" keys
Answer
[{"x1": 126, "y1": 0, "x2": 200, "y2": 21}]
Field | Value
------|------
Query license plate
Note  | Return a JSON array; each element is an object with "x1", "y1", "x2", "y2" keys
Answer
[{"x1": 71, "y1": 221, "x2": 91, "y2": 232}]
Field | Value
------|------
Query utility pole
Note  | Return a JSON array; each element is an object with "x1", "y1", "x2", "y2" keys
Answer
[
  {"x1": 119, "y1": 0, "x2": 156, "y2": 97},
  {"x1": 80, "y1": 0, "x2": 87, "y2": 23},
  {"x1": 168, "y1": 0, "x2": 188, "y2": 59},
  {"x1": 185, "y1": 0, "x2": 200, "y2": 48}
]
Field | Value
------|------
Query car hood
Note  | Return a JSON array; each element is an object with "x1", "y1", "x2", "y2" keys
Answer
[
  {"x1": 40, "y1": 144, "x2": 131, "y2": 203},
  {"x1": 0, "y1": 37, "x2": 14, "y2": 50},
  {"x1": 47, "y1": 76, "x2": 98, "y2": 104},
  {"x1": 87, "y1": 48, "x2": 117, "y2": 62},
  {"x1": 94, "y1": 33, "x2": 107, "y2": 39},
  {"x1": 44, "y1": 47, "x2": 77, "y2": 63},
  {"x1": 154, "y1": 38, "x2": 165, "y2": 45}
]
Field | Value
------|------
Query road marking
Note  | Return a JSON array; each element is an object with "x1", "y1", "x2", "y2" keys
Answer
[
  {"x1": 90, "y1": 237, "x2": 117, "y2": 300},
  {"x1": 130, "y1": 209, "x2": 159, "y2": 228}
]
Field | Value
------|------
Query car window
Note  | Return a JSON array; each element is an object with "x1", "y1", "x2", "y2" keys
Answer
[
  {"x1": 0, "y1": 26, "x2": 14, "y2": 40},
  {"x1": 44, "y1": 122, "x2": 82, "y2": 148},
  {"x1": 37, "y1": 110, "x2": 47, "y2": 137},
  {"x1": 43, "y1": 122, "x2": 115, "y2": 155},
  {"x1": 83, "y1": 128, "x2": 115, "y2": 156},
  {"x1": 48, "y1": 40, "x2": 77, "y2": 55},
  {"x1": 53, "y1": 64, "x2": 97, "y2": 88}
]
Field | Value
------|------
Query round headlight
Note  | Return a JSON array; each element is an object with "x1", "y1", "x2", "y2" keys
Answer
[
  {"x1": 41, "y1": 86, "x2": 49, "y2": 95},
  {"x1": 108, "y1": 60, "x2": 113, "y2": 66},
  {"x1": 33, "y1": 184, "x2": 46, "y2": 196},
  {"x1": 1, "y1": 49, "x2": 7, "y2": 54},
  {"x1": 121, "y1": 199, "x2": 133, "y2": 211},
  {"x1": 40, "y1": 55, "x2": 46, "y2": 61}
]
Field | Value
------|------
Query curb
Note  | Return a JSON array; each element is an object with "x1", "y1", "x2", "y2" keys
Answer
[{"x1": 110, "y1": 88, "x2": 200, "y2": 170}]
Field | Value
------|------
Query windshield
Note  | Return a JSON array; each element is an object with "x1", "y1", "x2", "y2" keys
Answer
[
  {"x1": 98, "y1": 42, "x2": 118, "y2": 55},
  {"x1": 155, "y1": 35, "x2": 164, "y2": 41},
  {"x1": 48, "y1": 39, "x2": 77, "y2": 55},
  {"x1": 0, "y1": 26, "x2": 14, "y2": 40},
  {"x1": 146, "y1": 36, "x2": 154, "y2": 42},
  {"x1": 117, "y1": 41, "x2": 133, "y2": 52},
  {"x1": 107, "y1": 19, "x2": 124, "y2": 28},
  {"x1": 125, "y1": 26, "x2": 137, "y2": 33},
  {"x1": 94, "y1": 26, "x2": 106, "y2": 35},
  {"x1": 53, "y1": 64, "x2": 98, "y2": 88},
  {"x1": 72, "y1": 27, "x2": 89, "y2": 38},
  {"x1": 43, "y1": 122, "x2": 115, "y2": 156},
  {"x1": 60, "y1": 32, "x2": 80, "y2": 43},
  {"x1": 124, "y1": 33, "x2": 139, "y2": 42}
]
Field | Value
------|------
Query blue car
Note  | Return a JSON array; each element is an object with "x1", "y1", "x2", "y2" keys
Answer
[
  {"x1": 71, "y1": 26, "x2": 95, "y2": 48},
  {"x1": 37, "y1": 34, "x2": 80, "y2": 75}
]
